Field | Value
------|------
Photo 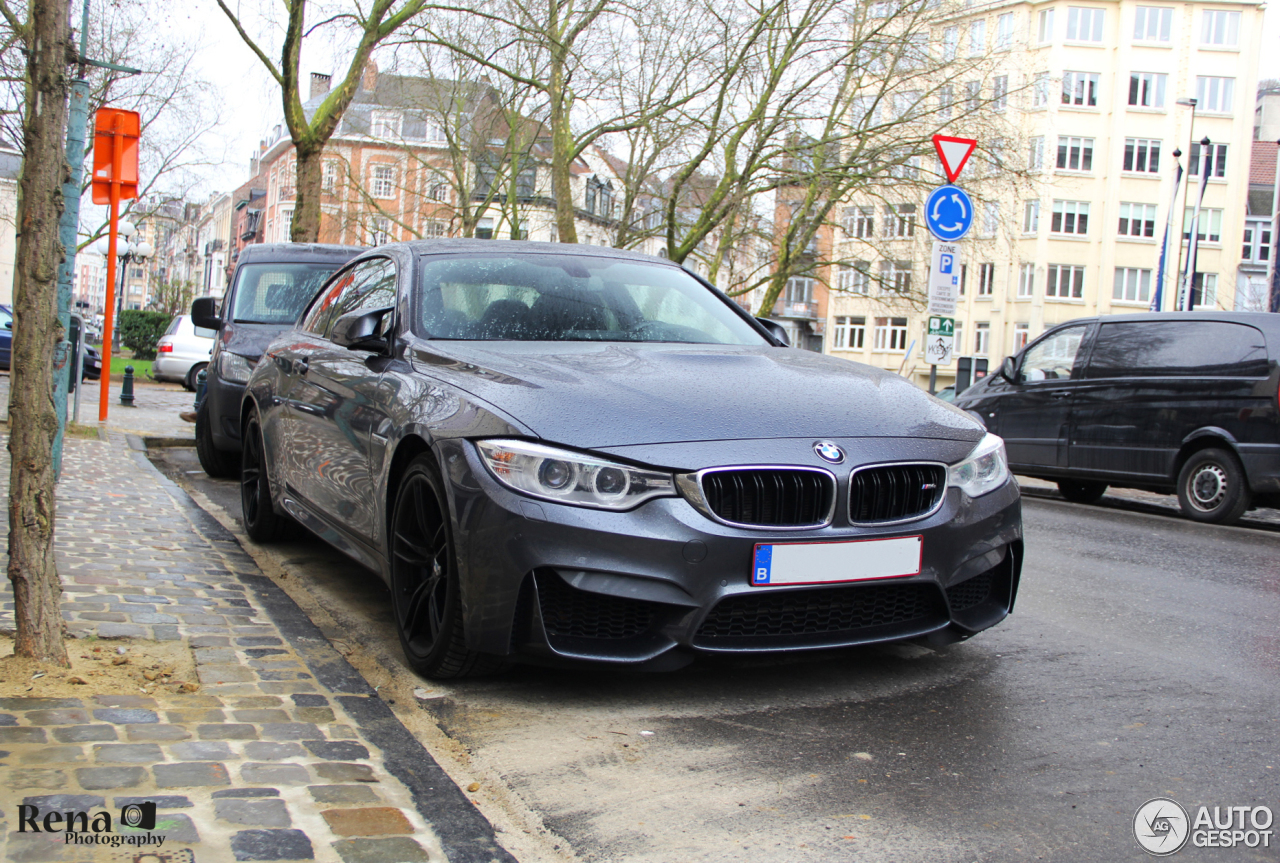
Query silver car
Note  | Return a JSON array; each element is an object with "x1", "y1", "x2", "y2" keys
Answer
[{"x1": 153, "y1": 314, "x2": 216, "y2": 390}]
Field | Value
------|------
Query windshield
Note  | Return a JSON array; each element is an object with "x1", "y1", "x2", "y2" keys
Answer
[
  {"x1": 230, "y1": 262, "x2": 344, "y2": 325},
  {"x1": 415, "y1": 254, "x2": 766, "y2": 345}
]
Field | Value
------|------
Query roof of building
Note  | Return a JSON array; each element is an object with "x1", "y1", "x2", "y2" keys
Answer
[{"x1": 1249, "y1": 139, "x2": 1278, "y2": 186}]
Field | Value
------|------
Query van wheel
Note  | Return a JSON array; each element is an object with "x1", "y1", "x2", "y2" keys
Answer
[
  {"x1": 1057, "y1": 480, "x2": 1107, "y2": 504},
  {"x1": 1177, "y1": 448, "x2": 1250, "y2": 525}
]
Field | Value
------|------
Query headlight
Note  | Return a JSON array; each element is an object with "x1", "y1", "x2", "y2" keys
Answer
[
  {"x1": 217, "y1": 351, "x2": 254, "y2": 384},
  {"x1": 475, "y1": 439, "x2": 676, "y2": 511},
  {"x1": 948, "y1": 433, "x2": 1009, "y2": 498}
]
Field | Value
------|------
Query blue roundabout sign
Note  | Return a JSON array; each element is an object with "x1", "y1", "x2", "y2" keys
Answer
[{"x1": 925, "y1": 185, "x2": 974, "y2": 242}]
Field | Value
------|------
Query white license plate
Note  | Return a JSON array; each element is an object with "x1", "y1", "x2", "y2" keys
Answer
[{"x1": 751, "y1": 536, "x2": 923, "y2": 587}]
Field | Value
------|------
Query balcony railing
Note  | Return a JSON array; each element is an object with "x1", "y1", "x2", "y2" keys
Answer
[{"x1": 772, "y1": 299, "x2": 818, "y2": 320}]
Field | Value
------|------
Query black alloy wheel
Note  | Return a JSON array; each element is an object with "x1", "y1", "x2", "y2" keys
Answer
[
  {"x1": 184, "y1": 362, "x2": 207, "y2": 392},
  {"x1": 1177, "y1": 447, "x2": 1250, "y2": 525},
  {"x1": 196, "y1": 396, "x2": 240, "y2": 478},
  {"x1": 390, "y1": 454, "x2": 498, "y2": 679},
  {"x1": 1057, "y1": 480, "x2": 1108, "y2": 504},
  {"x1": 241, "y1": 407, "x2": 290, "y2": 541}
]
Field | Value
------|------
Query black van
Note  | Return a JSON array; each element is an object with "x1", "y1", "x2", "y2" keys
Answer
[
  {"x1": 954, "y1": 312, "x2": 1280, "y2": 525},
  {"x1": 191, "y1": 243, "x2": 363, "y2": 477}
]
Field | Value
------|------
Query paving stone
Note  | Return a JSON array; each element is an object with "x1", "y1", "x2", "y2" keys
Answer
[
  {"x1": 328, "y1": 725, "x2": 360, "y2": 740},
  {"x1": 244, "y1": 741, "x2": 306, "y2": 761},
  {"x1": 234, "y1": 709, "x2": 292, "y2": 723},
  {"x1": 0, "y1": 713, "x2": 16, "y2": 726},
  {"x1": 231, "y1": 828, "x2": 315, "y2": 861},
  {"x1": 245, "y1": 648, "x2": 288, "y2": 659},
  {"x1": 125, "y1": 723, "x2": 191, "y2": 741},
  {"x1": 291, "y1": 694, "x2": 329, "y2": 707},
  {"x1": 96, "y1": 622, "x2": 146, "y2": 638},
  {"x1": 320, "y1": 807, "x2": 414, "y2": 837},
  {"x1": 194, "y1": 647, "x2": 238, "y2": 664},
  {"x1": 261, "y1": 682, "x2": 319, "y2": 695},
  {"x1": 199, "y1": 723, "x2": 256, "y2": 740},
  {"x1": 52, "y1": 725, "x2": 117, "y2": 743},
  {"x1": 303, "y1": 741, "x2": 370, "y2": 761},
  {"x1": 216, "y1": 798, "x2": 292, "y2": 827},
  {"x1": 198, "y1": 665, "x2": 257, "y2": 683},
  {"x1": 92, "y1": 708, "x2": 158, "y2": 724},
  {"x1": 314, "y1": 762, "x2": 378, "y2": 783},
  {"x1": 171, "y1": 741, "x2": 236, "y2": 761},
  {"x1": 21, "y1": 794, "x2": 105, "y2": 809},
  {"x1": 167, "y1": 709, "x2": 225, "y2": 723},
  {"x1": 76, "y1": 766, "x2": 147, "y2": 789},
  {"x1": 213, "y1": 788, "x2": 280, "y2": 799},
  {"x1": 131, "y1": 612, "x2": 178, "y2": 624},
  {"x1": 3, "y1": 831, "x2": 73, "y2": 862},
  {"x1": 154, "y1": 624, "x2": 182, "y2": 640},
  {"x1": 236, "y1": 636, "x2": 283, "y2": 647},
  {"x1": 78, "y1": 611, "x2": 128, "y2": 622},
  {"x1": 308, "y1": 785, "x2": 380, "y2": 805},
  {"x1": 120, "y1": 812, "x2": 200, "y2": 843},
  {"x1": 115, "y1": 795, "x2": 193, "y2": 808},
  {"x1": 294, "y1": 707, "x2": 336, "y2": 724},
  {"x1": 0, "y1": 698, "x2": 82, "y2": 710},
  {"x1": 190, "y1": 635, "x2": 231, "y2": 648},
  {"x1": 25, "y1": 709, "x2": 92, "y2": 725},
  {"x1": 0, "y1": 727, "x2": 47, "y2": 744},
  {"x1": 92, "y1": 695, "x2": 157, "y2": 708},
  {"x1": 9, "y1": 768, "x2": 66, "y2": 789},
  {"x1": 234, "y1": 696, "x2": 283, "y2": 708},
  {"x1": 240, "y1": 762, "x2": 311, "y2": 785},
  {"x1": 93, "y1": 743, "x2": 164, "y2": 763},
  {"x1": 331, "y1": 837, "x2": 431, "y2": 863},
  {"x1": 260, "y1": 722, "x2": 323, "y2": 741},
  {"x1": 153, "y1": 761, "x2": 231, "y2": 788},
  {"x1": 259, "y1": 670, "x2": 311, "y2": 681},
  {"x1": 20, "y1": 745, "x2": 85, "y2": 764},
  {"x1": 125, "y1": 594, "x2": 170, "y2": 604}
]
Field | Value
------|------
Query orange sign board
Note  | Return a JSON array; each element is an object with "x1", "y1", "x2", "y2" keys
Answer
[{"x1": 91, "y1": 108, "x2": 141, "y2": 204}]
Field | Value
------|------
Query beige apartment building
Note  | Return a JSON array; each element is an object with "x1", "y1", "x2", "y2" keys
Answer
[{"x1": 827, "y1": 0, "x2": 1264, "y2": 388}]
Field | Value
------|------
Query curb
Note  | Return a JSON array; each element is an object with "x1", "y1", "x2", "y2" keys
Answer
[{"x1": 128, "y1": 440, "x2": 519, "y2": 863}]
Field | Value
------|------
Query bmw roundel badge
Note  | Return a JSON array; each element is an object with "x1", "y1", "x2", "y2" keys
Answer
[{"x1": 813, "y1": 441, "x2": 845, "y2": 464}]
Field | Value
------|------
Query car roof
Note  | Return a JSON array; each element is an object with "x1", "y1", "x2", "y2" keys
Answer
[
  {"x1": 372, "y1": 238, "x2": 681, "y2": 267},
  {"x1": 236, "y1": 243, "x2": 366, "y2": 265},
  {"x1": 1050, "y1": 311, "x2": 1280, "y2": 334}
]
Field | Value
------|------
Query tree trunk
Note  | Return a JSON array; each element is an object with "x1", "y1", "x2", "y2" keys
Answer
[
  {"x1": 548, "y1": 50, "x2": 578, "y2": 244},
  {"x1": 291, "y1": 141, "x2": 324, "y2": 242},
  {"x1": 7, "y1": 0, "x2": 72, "y2": 666}
]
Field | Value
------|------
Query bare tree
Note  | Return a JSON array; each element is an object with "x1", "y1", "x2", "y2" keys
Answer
[{"x1": 1, "y1": 0, "x2": 72, "y2": 664}]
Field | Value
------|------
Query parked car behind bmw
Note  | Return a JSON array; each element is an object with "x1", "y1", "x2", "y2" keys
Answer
[
  {"x1": 240, "y1": 241, "x2": 1023, "y2": 679},
  {"x1": 955, "y1": 312, "x2": 1280, "y2": 525},
  {"x1": 152, "y1": 314, "x2": 216, "y2": 390},
  {"x1": 190, "y1": 243, "x2": 364, "y2": 477}
]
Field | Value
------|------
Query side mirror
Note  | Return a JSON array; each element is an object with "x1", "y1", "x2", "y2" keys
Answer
[
  {"x1": 332, "y1": 307, "x2": 392, "y2": 352},
  {"x1": 755, "y1": 317, "x2": 790, "y2": 347},
  {"x1": 999, "y1": 356, "x2": 1017, "y2": 382},
  {"x1": 191, "y1": 297, "x2": 221, "y2": 330}
]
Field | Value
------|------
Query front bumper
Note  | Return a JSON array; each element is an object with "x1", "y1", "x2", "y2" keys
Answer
[{"x1": 441, "y1": 440, "x2": 1024, "y2": 668}]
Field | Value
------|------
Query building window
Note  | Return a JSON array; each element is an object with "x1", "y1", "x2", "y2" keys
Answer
[
  {"x1": 838, "y1": 262, "x2": 871, "y2": 294},
  {"x1": 937, "y1": 86, "x2": 953, "y2": 122},
  {"x1": 371, "y1": 165, "x2": 395, "y2": 199},
  {"x1": 1023, "y1": 200, "x2": 1040, "y2": 234},
  {"x1": 992, "y1": 76, "x2": 1008, "y2": 111},
  {"x1": 942, "y1": 26, "x2": 959, "y2": 60},
  {"x1": 887, "y1": 204, "x2": 916, "y2": 238},
  {"x1": 370, "y1": 217, "x2": 392, "y2": 245},
  {"x1": 1195, "y1": 76, "x2": 1234, "y2": 113},
  {"x1": 1017, "y1": 264, "x2": 1035, "y2": 298},
  {"x1": 1051, "y1": 200, "x2": 1090, "y2": 234},
  {"x1": 322, "y1": 161, "x2": 337, "y2": 193},
  {"x1": 1038, "y1": 8, "x2": 1055, "y2": 43},
  {"x1": 966, "y1": 81, "x2": 981, "y2": 111},
  {"x1": 1134, "y1": 6, "x2": 1172, "y2": 41},
  {"x1": 988, "y1": 139, "x2": 1004, "y2": 176},
  {"x1": 1123, "y1": 138, "x2": 1161, "y2": 173},
  {"x1": 475, "y1": 217, "x2": 494, "y2": 240},
  {"x1": 1056, "y1": 136, "x2": 1094, "y2": 171},
  {"x1": 370, "y1": 110, "x2": 402, "y2": 139},
  {"x1": 1188, "y1": 142, "x2": 1228, "y2": 178},
  {"x1": 974, "y1": 322, "x2": 990, "y2": 356},
  {"x1": 1046, "y1": 264, "x2": 1085, "y2": 298},
  {"x1": 1028, "y1": 136, "x2": 1044, "y2": 170},
  {"x1": 1201, "y1": 10, "x2": 1239, "y2": 46},
  {"x1": 996, "y1": 13, "x2": 1014, "y2": 49},
  {"x1": 424, "y1": 123, "x2": 446, "y2": 143},
  {"x1": 428, "y1": 183, "x2": 449, "y2": 202},
  {"x1": 1066, "y1": 7, "x2": 1104, "y2": 41},
  {"x1": 874, "y1": 317, "x2": 910, "y2": 351},
  {"x1": 1118, "y1": 202, "x2": 1157, "y2": 238},
  {"x1": 1243, "y1": 218, "x2": 1273, "y2": 263},
  {"x1": 833, "y1": 316, "x2": 866, "y2": 349},
  {"x1": 786, "y1": 277, "x2": 814, "y2": 305},
  {"x1": 977, "y1": 263, "x2": 995, "y2": 297},
  {"x1": 1014, "y1": 323, "x2": 1030, "y2": 351},
  {"x1": 1182, "y1": 208, "x2": 1223, "y2": 243},
  {"x1": 1032, "y1": 72, "x2": 1050, "y2": 107},
  {"x1": 878, "y1": 261, "x2": 912, "y2": 294},
  {"x1": 425, "y1": 220, "x2": 447, "y2": 238},
  {"x1": 1113, "y1": 267, "x2": 1152, "y2": 303},
  {"x1": 1128, "y1": 72, "x2": 1166, "y2": 108},
  {"x1": 969, "y1": 19, "x2": 986, "y2": 55},
  {"x1": 511, "y1": 219, "x2": 529, "y2": 240},
  {"x1": 1061, "y1": 71, "x2": 1099, "y2": 107},
  {"x1": 1196, "y1": 273, "x2": 1219, "y2": 308},
  {"x1": 278, "y1": 209, "x2": 293, "y2": 242},
  {"x1": 844, "y1": 207, "x2": 874, "y2": 238},
  {"x1": 981, "y1": 202, "x2": 999, "y2": 237}
]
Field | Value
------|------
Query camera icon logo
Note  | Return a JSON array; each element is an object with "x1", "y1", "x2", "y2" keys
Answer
[{"x1": 119, "y1": 802, "x2": 157, "y2": 830}]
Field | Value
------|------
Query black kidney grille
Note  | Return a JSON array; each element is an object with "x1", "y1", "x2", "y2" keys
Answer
[
  {"x1": 535, "y1": 571, "x2": 657, "y2": 640},
  {"x1": 695, "y1": 582, "x2": 944, "y2": 641},
  {"x1": 945, "y1": 571, "x2": 994, "y2": 611},
  {"x1": 849, "y1": 463, "x2": 947, "y2": 523},
  {"x1": 701, "y1": 469, "x2": 834, "y2": 527}
]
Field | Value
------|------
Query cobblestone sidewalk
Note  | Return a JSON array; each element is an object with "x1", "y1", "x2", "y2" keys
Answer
[{"x1": 0, "y1": 432, "x2": 512, "y2": 863}]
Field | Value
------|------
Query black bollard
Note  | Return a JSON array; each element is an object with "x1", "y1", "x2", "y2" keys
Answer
[
  {"x1": 120, "y1": 365, "x2": 136, "y2": 406},
  {"x1": 194, "y1": 368, "x2": 207, "y2": 409}
]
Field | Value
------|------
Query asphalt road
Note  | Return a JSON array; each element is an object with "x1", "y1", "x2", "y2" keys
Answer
[{"x1": 150, "y1": 445, "x2": 1280, "y2": 863}]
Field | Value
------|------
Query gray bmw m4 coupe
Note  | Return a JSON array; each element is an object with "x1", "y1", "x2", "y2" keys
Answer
[{"x1": 242, "y1": 240, "x2": 1022, "y2": 678}]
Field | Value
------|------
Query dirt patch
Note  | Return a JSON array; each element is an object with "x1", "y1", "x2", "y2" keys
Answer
[{"x1": 0, "y1": 636, "x2": 199, "y2": 698}]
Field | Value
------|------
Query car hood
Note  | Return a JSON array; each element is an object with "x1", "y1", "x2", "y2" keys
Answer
[{"x1": 408, "y1": 341, "x2": 983, "y2": 449}]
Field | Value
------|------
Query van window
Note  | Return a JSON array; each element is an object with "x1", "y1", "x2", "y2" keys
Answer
[
  {"x1": 1020, "y1": 325, "x2": 1087, "y2": 382},
  {"x1": 1086, "y1": 321, "x2": 1268, "y2": 378}
]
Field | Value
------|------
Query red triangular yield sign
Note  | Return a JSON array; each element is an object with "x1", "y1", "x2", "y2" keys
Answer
[{"x1": 933, "y1": 134, "x2": 978, "y2": 183}]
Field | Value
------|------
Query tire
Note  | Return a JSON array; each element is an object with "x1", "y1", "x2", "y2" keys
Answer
[
  {"x1": 389, "y1": 454, "x2": 500, "y2": 679},
  {"x1": 1057, "y1": 480, "x2": 1108, "y2": 504},
  {"x1": 184, "y1": 362, "x2": 207, "y2": 392},
  {"x1": 1177, "y1": 447, "x2": 1250, "y2": 525},
  {"x1": 240, "y1": 406, "x2": 291, "y2": 542},
  {"x1": 196, "y1": 397, "x2": 240, "y2": 478}
]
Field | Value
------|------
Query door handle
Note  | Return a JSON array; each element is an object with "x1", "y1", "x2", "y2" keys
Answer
[
  {"x1": 293, "y1": 357, "x2": 309, "y2": 376},
  {"x1": 1050, "y1": 391, "x2": 1072, "y2": 399}
]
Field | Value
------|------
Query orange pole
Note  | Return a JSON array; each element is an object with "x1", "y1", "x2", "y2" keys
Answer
[{"x1": 98, "y1": 116, "x2": 122, "y2": 423}]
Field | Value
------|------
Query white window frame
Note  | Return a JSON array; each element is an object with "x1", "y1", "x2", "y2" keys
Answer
[
  {"x1": 1028, "y1": 136, "x2": 1044, "y2": 171},
  {"x1": 1123, "y1": 138, "x2": 1161, "y2": 173},
  {"x1": 1062, "y1": 71, "x2": 1099, "y2": 107},
  {"x1": 981, "y1": 202, "x2": 999, "y2": 237},
  {"x1": 942, "y1": 26, "x2": 959, "y2": 60},
  {"x1": 1118, "y1": 202, "x2": 1158, "y2": 238},
  {"x1": 1066, "y1": 7, "x2": 1104, "y2": 42},
  {"x1": 969, "y1": 19, "x2": 986, "y2": 55},
  {"x1": 886, "y1": 204, "x2": 916, "y2": 238},
  {"x1": 1014, "y1": 323, "x2": 1030, "y2": 351},
  {"x1": 370, "y1": 110, "x2": 402, "y2": 139},
  {"x1": 845, "y1": 207, "x2": 874, "y2": 238},
  {"x1": 371, "y1": 164, "x2": 396, "y2": 199},
  {"x1": 1113, "y1": 267, "x2": 1152, "y2": 303},
  {"x1": 370, "y1": 216, "x2": 392, "y2": 245},
  {"x1": 978, "y1": 262, "x2": 995, "y2": 296},
  {"x1": 872, "y1": 317, "x2": 909, "y2": 351},
  {"x1": 1182, "y1": 208, "x2": 1223, "y2": 244},
  {"x1": 1023, "y1": 200, "x2": 1040, "y2": 234},
  {"x1": 1195, "y1": 76, "x2": 1235, "y2": 113},
  {"x1": 974, "y1": 322, "x2": 991, "y2": 356},
  {"x1": 1196, "y1": 274, "x2": 1219, "y2": 308},
  {"x1": 1038, "y1": 8, "x2": 1055, "y2": 43},
  {"x1": 996, "y1": 13, "x2": 1014, "y2": 49},
  {"x1": 1046, "y1": 264, "x2": 1085, "y2": 299},
  {"x1": 1056, "y1": 136, "x2": 1095, "y2": 172},
  {"x1": 1133, "y1": 6, "x2": 1172, "y2": 42},
  {"x1": 1051, "y1": 200, "x2": 1090, "y2": 235},
  {"x1": 992, "y1": 76, "x2": 1008, "y2": 111},
  {"x1": 832, "y1": 316, "x2": 866, "y2": 349},
  {"x1": 1017, "y1": 263, "x2": 1035, "y2": 298},
  {"x1": 1032, "y1": 72, "x2": 1050, "y2": 107},
  {"x1": 1128, "y1": 72, "x2": 1167, "y2": 108},
  {"x1": 1201, "y1": 10, "x2": 1240, "y2": 47},
  {"x1": 1189, "y1": 142, "x2": 1228, "y2": 179},
  {"x1": 1243, "y1": 217, "x2": 1273, "y2": 264},
  {"x1": 322, "y1": 161, "x2": 338, "y2": 193}
]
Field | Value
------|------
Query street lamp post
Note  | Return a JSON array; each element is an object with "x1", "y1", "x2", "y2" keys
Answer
[
  {"x1": 93, "y1": 221, "x2": 154, "y2": 356},
  {"x1": 1172, "y1": 97, "x2": 1198, "y2": 312}
]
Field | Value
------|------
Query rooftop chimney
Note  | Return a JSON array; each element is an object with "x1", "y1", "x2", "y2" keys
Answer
[
  {"x1": 310, "y1": 72, "x2": 332, "y2": 100},
  {"x1": 362, "y1": 59, "x2": 378, "y2": 93}
]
